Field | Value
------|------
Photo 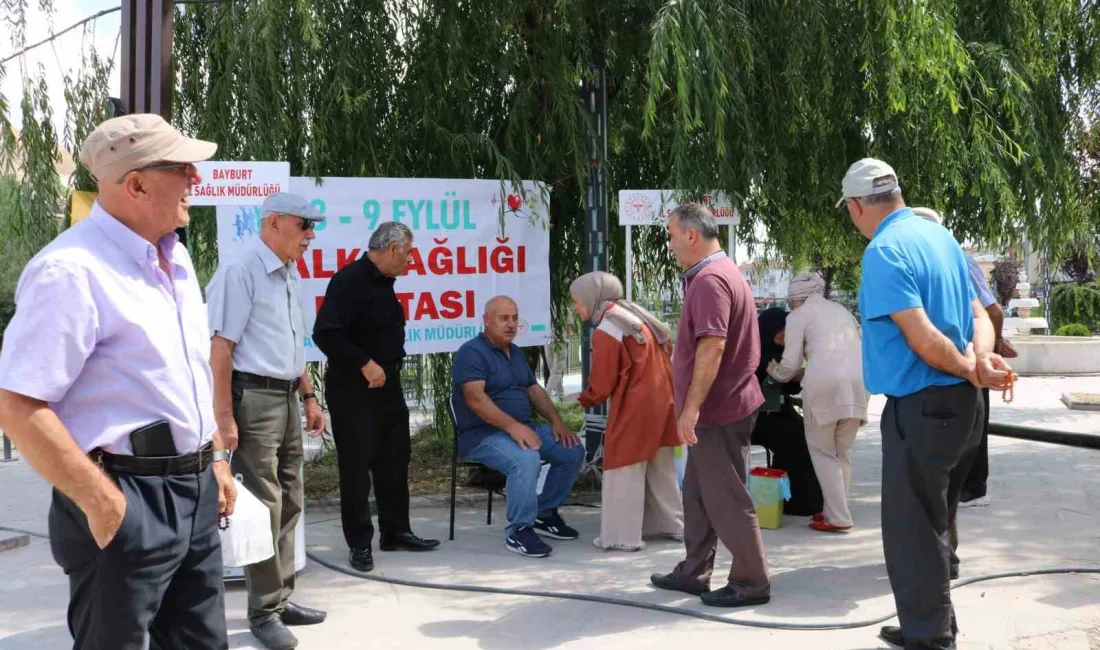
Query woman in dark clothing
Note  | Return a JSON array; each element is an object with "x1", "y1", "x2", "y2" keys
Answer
[{"x1": 751, "y1": 308, "x2": 824, "y2": 516}]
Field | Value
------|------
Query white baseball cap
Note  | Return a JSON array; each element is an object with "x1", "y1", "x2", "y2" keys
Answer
[
  {"x1": 261, "y1": 192, "x2": 325, "y2": 222},
  {"x1": 80, "y1": 113, "x2": 216, "y2": 183},
  {"x1": 912, "y1": 207, "x2": 942, "y2": 225},
  {"x1": 835, "y1": 157, "x2": 900, "y2": 208}
]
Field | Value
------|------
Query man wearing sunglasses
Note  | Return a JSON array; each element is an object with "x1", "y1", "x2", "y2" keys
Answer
[
  {"x1": 206, "y1": 192, "x2": 327, "y2": 650},
  {"x1": 0, "y1": 114, "x2": 235, "y2": 648}
]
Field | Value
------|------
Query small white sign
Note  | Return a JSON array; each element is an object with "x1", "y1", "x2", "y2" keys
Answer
[
  {"x1": 618, "y1": 189, "x2": 738, "y2": 226},
  {"x1": 190, "y1": 161, "x2": 291, "y2": 206}
]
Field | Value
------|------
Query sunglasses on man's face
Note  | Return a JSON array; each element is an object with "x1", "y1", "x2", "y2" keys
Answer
[{"x1": 115, "y1": 162, "x2": 194, "y2": 185}]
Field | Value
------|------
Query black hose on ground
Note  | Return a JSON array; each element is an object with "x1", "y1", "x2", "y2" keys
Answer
[{"x1": 303, "y1": 550, "x2": 1100, "y2": 631}]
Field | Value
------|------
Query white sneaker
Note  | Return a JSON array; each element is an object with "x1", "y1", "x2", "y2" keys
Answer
[{"x1": 959, "y1": 495, "x2": 990, "y2": 508}]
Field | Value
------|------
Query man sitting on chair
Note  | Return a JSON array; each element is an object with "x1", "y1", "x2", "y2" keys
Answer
[{"x1": 451, "y1": 295, "x2": 586, "y2": 558}]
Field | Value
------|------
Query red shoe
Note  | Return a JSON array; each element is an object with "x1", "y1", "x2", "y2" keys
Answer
[
  {"x1": 810, "y1": 520, "x2": 852, "y2": 533},
  {"x1": 812, "y1": 512, "x2": 825, "y2": 523}
]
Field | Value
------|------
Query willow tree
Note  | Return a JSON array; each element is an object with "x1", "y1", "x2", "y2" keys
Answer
[{"x1": 2, "y1": 0, "x2": 1098, "y2": 434}]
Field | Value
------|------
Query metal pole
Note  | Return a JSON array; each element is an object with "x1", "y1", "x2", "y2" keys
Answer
[
  {"x1": 581, "y1": 61, "x2": 609, "y2": 462},
  {"x1": 625, "y1": 225, "x2": 633, "y2": 302}
]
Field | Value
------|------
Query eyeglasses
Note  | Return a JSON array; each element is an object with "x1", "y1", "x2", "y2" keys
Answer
[
  {"x1": 298, "y1": 218, "x2": 317, "y2": 231},
  {"x1": 115, "y1": 162, "x2": 194, "y2": 185}
]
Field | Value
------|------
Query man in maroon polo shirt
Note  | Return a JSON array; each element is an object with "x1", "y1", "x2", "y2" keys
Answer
[{"x1": 649, "y1": 202, "x2": 770, "y2": 608}]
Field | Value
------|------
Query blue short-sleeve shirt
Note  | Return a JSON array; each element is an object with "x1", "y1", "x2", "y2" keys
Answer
[
  {"x1": 858, "y1": 207, "x2": 976, "y2": 397},
  {"x1": 451, "y1": 334, "x2": 537, "y2": 450}
]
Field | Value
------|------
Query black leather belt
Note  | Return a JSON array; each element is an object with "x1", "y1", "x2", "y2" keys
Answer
[
  {"x1": 92, "y1": 443, "x2": 215, "y2": 476},
  {"x1": 232, "y1": 370, "x2": 301, "y2": 393}
]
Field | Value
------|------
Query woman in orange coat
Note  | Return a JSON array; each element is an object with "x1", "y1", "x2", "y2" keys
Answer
[{"x1": 570, "y1": 272, "x2": 684, "y2": 551}]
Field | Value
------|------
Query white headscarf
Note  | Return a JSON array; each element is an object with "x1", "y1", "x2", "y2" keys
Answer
[{"x1": 787, "y1": 271, "x2": 826, "y2": 302}]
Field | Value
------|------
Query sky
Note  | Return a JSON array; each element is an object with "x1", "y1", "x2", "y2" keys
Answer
[{"x1": 1, "y1": 0, "x2": 121, "y2": 137}]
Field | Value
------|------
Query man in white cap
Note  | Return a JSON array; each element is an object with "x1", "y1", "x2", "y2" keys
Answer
[
  {"x1": 206, "y1": 192, "x2": 328, "y2": 650},
  {"x1": 838, "y1": 158, "x2": 1013, "y2": 649},
  {"x1": 0, "y1": 113, "x2": 236, "y2": 648}
]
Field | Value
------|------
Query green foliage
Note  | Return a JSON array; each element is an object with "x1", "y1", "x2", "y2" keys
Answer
[
  {"x1": 1051, "y1": 282, "x2": 1100, "y2": 332},
  {"x1": 1054, "y1": 323, "x2": 1091, "y2": 337}
]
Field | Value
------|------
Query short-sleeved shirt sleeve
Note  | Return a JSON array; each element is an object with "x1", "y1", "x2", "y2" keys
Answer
[
  {"x1": 860, "y1": 245, "x2": 923, "y2": 320},
  {"x1": 0, "y1": 261, "x2": 97, "y2": 403},
  {"x1": 966, "y1": 256, "x2": 996, "y2": 308},
  {"x1": 452, "y1": 343, "x2": 489, "y2": 386},
  {"x1": 687, "y1": 274, "x2": 732, "y2": 339},
  {"x1": 206, "y1": 263, "x2": 254, "y2": 343}
]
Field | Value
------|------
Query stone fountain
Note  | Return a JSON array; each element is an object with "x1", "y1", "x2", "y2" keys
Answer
[
  {"x1": 1002, "y1": 271, "x2": 1048, "y2": 337},
  {"x1": 1000, "y1": 271, "x2": 1100, "y2": 375}
]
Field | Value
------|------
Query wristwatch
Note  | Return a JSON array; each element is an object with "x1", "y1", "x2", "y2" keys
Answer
[
  {"x1": 212, "y1": 449, "x2": 231, "y2": 464},
  {"x1": 301, "y1": 392, "x2": 317, "y2": 402}
]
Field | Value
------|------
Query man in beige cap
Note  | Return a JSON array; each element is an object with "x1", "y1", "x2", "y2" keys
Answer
[
  {"x1": 0, "y1": 113, "x2": 235, "y2": 648},
  {"x1": 207, "y1": 192, "x2": 327, "y2": 650},
  {"x1": 839, "y1": 157, "x2": 1012, "y2": 649}
]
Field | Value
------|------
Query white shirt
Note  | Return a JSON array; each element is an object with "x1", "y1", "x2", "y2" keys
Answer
[
  {"x1": 205, "y1": 240, "x2": 306, "y2": 381},
  {"x1": 0, "y1": 203, "x2": 216, "y2": 455}
]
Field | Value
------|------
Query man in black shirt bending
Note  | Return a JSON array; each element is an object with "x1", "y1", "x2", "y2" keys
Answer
[{"x1": 313, "y1": 221, "x2": 440, "y2": 572}]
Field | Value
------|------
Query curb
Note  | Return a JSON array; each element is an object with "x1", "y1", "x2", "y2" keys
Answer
[{"x1": 0, "y1": 533, "x2": 30, "y2": 553}]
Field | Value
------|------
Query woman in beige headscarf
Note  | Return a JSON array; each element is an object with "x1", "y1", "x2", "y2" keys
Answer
[
  {"x1": 569, "y1": 272, "x2": 684, "y2": 551},
  {"x1": 768, "y1": 271, "x2": 868, "y2": 532}
]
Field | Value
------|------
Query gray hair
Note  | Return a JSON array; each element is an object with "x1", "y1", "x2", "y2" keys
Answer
[
  {"x1": 858, "y1": 188, "x2": 904, "y2": 206},
  {"x1": 668, "y1": 203, "x2": 719, "y2": 240},
  {"x1": 368, "y1": 221, "x2": 414, "y2": 251}
]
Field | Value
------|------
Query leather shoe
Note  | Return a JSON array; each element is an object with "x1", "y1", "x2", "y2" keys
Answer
[
  {"x1": 349, "y1": 547, "x2": 374, "y2": 572},
  {"x1": 879, "y1": 626, "x2": 904, "y2": 648},
  {"x1": 281, "y1": 602, "x2": 326, "y2": 626},
  {"x1": 380, "y1": 532, "x2": 441, "y2": 551},
  {"x1": 649, "y1": 572, "x2": 710, "y2": 596},
  {"x1": 251, "y1": 618, "x2": 298, "y2": 650},
  {"x1": 700, "y1": 585, "x2": 769, "y2": 608}
]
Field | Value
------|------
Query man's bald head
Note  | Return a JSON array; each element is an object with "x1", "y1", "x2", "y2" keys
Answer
[{"x1": 482, "y1": 295, "x2": 519, "y2": 349}]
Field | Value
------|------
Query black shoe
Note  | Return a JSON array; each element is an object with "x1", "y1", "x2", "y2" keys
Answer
[
  {"x1": 380, "y1": 532, "x2": 441, "y2": 551},
  {"x1": 879, "y1": 625, "x2": 904, "y2": 648},
  {"x1": 505, "y1": 526, "x2": 553, "y2": 558},
  {"x1": 533, "y1": 511, "x2": 579, "y2": 540},
  {"x1": 251, "y1": 618, "x2": 298, "y2": 650},
  {"x1": 649, "y1": 572, "x2": 710, "y2": 596},
  {"x1": 950, "y1": 564, "x2": 959, "y2": 580},
  {"x1": 699, "y1": 585, "x2": 770, "y2": 608},
  {"x1": 281, "y1": 602, "x2": 327, "y2": 626},
  {"x1": 349, "y1": 547, "x2": 374, "y2": 572}
]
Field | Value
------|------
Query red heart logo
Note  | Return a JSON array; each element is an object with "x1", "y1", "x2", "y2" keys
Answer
[{"x1": 507, "y1": 194, "x2": 522, "y2": 211}]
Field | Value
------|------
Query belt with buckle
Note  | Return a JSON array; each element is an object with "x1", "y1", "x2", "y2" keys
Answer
[
  {"x1": 92, "y1": 443, "x2": 215, "y2": 476},
  {"x1": 232, "y1": 370, "x2": 301, "y2": 393}
]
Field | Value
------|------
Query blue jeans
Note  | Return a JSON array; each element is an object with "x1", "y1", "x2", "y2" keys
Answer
[{"x1": 461, "y1": 424, "x2": 585, "y2": 536}]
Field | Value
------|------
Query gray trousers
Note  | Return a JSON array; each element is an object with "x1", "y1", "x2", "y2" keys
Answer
[
  {"x1": 882, "y1": 383, "x2": 982, "y2": 649},
  {"x1": 232, "y1": 382, "x2": 304, "y2": 625},
  {"x1": 48, "y1": 466, "x2": 228, "y2": 649},
  {"x1": 672, "y1": 412, "x2": 770, "y2": 597}
]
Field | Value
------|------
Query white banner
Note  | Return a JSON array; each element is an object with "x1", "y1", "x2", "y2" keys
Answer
[
  {"x1": 216, "y1": 177, "x2": 552, "y2": 359},
  {"x1": 618, "y1": 190, "x2": 738, "y2": 226},
  {"x1": 192, "y1": 162, "x2": 290, "y2": 206}
]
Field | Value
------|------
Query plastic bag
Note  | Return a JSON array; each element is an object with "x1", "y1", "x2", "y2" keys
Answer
[
  {"x1": 748, "y1": 467, "x2": 792, "y2": 508},
  {"x1": 218, "y1": 478, "x2": 274, "y2": 568}
]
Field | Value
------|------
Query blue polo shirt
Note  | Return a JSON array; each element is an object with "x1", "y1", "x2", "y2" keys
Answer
[
  {"x1": 858, "y1": 208, "x2": 976, "y2": 397},
  {"x1": 451, "y1": 334, "x2": 537, "y2": 452}
]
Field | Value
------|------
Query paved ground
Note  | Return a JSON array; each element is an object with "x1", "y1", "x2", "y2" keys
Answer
[{"x1": 1, "y1": 375, "x2": 1099, "y2": 649}]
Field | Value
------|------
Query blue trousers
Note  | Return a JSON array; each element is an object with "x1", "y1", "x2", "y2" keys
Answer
[{"x1": 461, "y1": 424, "x2": 585, "y2": 536}]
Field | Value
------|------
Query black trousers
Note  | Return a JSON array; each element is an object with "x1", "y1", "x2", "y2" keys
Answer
[
  {"x1": 48, "y1": 465, "x2": 228, "y2": 650},
  {"x1": 960, "y1": 387, "x2": 991, "y2": 499},
  {"x1": 881, "y1": 383, "x2": 982, "y2": 649},
  {"x1": 327, "y1": 373, "x2": 412, "y2": 550}
]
